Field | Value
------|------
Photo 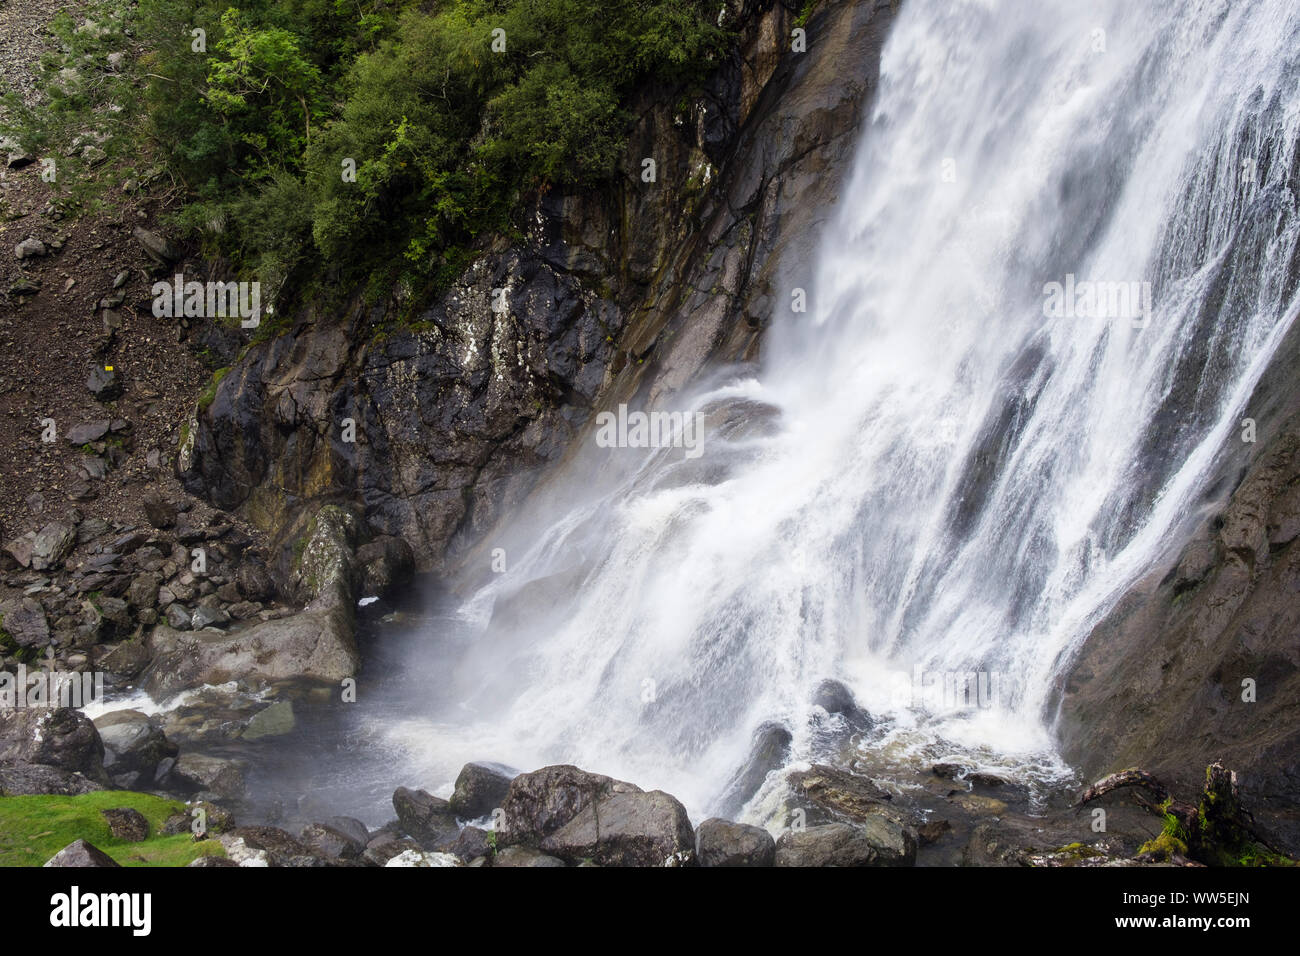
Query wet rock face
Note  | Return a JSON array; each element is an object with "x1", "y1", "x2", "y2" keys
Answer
[
  {"x1": 1057, "y1": 401, "x2": 1300, "y2": 852},
  {"x1": 178, "y1": 0, "x2": 900, "y2": 572},
  {"x1": 180, "y1": 254, "x2": 621, "y2": 568},
  {"x1": 716, "y1": 720, "x2": 793, "y2": 818}
]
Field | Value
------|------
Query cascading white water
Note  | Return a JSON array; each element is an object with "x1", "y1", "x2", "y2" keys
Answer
[{"x1": 385, "y1": 0, "x2": 1300, "y2": 821}]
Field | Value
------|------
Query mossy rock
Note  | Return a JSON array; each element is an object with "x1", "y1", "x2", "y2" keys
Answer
[{"x1": 287, "y1": 504, "x2": 361, "y2": 606}]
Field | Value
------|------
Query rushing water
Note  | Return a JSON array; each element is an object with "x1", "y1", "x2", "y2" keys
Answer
[{"x1": 218, "y1": 0, "x2": 1300, "y2": 827}]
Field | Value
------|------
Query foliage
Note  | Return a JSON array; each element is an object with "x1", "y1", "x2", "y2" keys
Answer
[{"x1": 4, "y1": 0, "x2": 731, "y2": 314}]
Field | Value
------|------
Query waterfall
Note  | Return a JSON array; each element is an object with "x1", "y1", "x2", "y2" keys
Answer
[{"x1": 388, "y1": 0, "x2": 1300, "y2": 821}]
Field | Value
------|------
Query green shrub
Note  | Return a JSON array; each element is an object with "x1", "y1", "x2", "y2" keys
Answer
[{"x1": 5, "y1": 0, "x2": 732, "y2": 315}]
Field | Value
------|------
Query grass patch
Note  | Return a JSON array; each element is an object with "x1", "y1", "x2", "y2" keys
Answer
[{"x1": 0, "y1": 791, "x2": 226, "y2": 867}]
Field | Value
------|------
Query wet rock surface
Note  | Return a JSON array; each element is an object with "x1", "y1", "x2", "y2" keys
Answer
[{"x1": 1057, "y1": 339, "x2": 1300, "y2": 854}]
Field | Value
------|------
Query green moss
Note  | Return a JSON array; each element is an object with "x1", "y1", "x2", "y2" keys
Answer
[
  {"x1": 1137, "y1": 804, "x2": 1190, "y2": 861},
  {"x1": 1138, "y1": 827, "x2": 1189, "y2": 860},
  {"x1": 0, "y1": 791, "x2": 227, "y2": 867},
  {"x1": 1236, "y1": 844, "x2": 1297, "y2": 867},
  {"x1": 795, "y1": 0, "x2": 821, "y2": 29},
  {"x1": 196, "y1": 366, "x2": 231, "y2": 411}
]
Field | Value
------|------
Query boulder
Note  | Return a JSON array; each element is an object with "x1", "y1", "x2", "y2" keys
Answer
[
  {"x1": 97, "y1": 638, "x2": 151, "y2": 678},
  {"x1": 283, "y1": 504, "x2": 362, "y2": 607},
  {"x1": 362, "y1": 834, "x2": 422, "y2": 867},
  {"x1": 384, "y1": 849, "x2": 460, "y2": 867},
  {"x1": 172, "y1": 753, "x2": 246, "y2": 800},
  {"x1": 392, "y1": 786, "x2": 459, "y2": 849},
  {"x1": 126, "y1": 573, "x2": 160, "y2": 609},
  {"x1": 190, "y1": 605, "x2": 230, "y2": 629},
  {"x1": 14, "y1": 237, "x2": 46, "y2": 259},
  {"x1": 300, "y1": 822, "x2": 365, "y2": 860},
  {"x1": 917, "y1": 820, "x2": 953, "y2": 846},
  {"x1": 538, "y1": 789, "x2": 696, "y2": 866},
  {"x1": 0, "y1": 597, "x2": 50, "y2": 648},
  {"x1": 787, "y1": 764, "x2": 892, "y2": 821},
  {"x1": 449, "y1": 761, "x2": 514, "y2": 819},
  {"x1": 66, "y1": 420, "x2": 112, "y2": 445},
  {"x1": 44, "y1": 839, "x2": 119, "y2": 867},
  {"x1": 140, "y1": 603, "x2": 358, "y2": 694},
  {"x1": 3, "y1": 534, "x2": 35, "y2": 568},
  {"x1": 0, "y1": 708, "x2": 107, "y2": 783},
  {"x1": 235, "y1": 561, "x2": 275, "y2": 601},
  {"x1": 101, "y1": 807, "x2": 149, "y2": 842},
  {"x1": 775, "y1": 819, "x2": 916, "y2": 867},
  {"x1": 86, "y1": 366, "x2": 122, "y2": 402},
  {"x1": 695, "y1": 817, "x2": 776, "y2": 866},
  {"x1": 438, "y1": 825, "x2": 492, "y2": 863},
  {"x1": 86, "y1": 596, "x2": 131, "y2": 637},
  {"x1": 131, "y1": 226, "x2": 181, "y2": 264},
  {"x1": 94, "y1": 709, "x2": 177, "y2": 782},
  {"x1": 326, "y1": 816, "x2": 370, "y2": 848},
  {"x1": 161, "y1": 801, "x2": 234, "y2": 836},
  {"x1": 811, "y1": 678, "x2": 872, "y2": 729},
  {"x1": 220, "y1": 826, "x2": 326, "y2": 867},
  {"x1": 499, "y1": 764, "x2": 640, "y2": 846},
  {"x1": 31, "y1": 521, "x2": 76, "y2": 571}
]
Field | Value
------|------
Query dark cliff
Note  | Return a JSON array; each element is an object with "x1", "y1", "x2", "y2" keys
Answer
[{"x1": 178, "y1": 0, "x2": 900, "y2": 573}]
